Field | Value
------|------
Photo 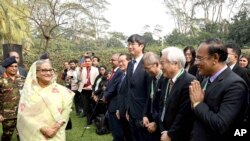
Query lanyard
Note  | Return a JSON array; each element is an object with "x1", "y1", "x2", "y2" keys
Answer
[
  {"x1": 163, "y1": 69, "x2": 184, "y2": 105},
  {"x1": 150, "y1": 71, "x2": 163, "y2": 99}
]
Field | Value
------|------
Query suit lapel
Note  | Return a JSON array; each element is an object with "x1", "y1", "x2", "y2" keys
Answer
[
  {"x1": 133, "y1": 59, "x2": 143, "y2": 76},
  {"x1": 204, "y1": 68, "x2": 231, "y2": 98},
  {"x1": 164, "y1": 72, "x2": 186, "y2": 108}
]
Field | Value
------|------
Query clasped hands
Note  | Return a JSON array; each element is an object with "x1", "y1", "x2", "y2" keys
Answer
[
  {"x1": 142, "y1": 117, "x2": 156, "y2": 133},
  {"x1": 40, "y1": 122, "x2": 64, "y2": 138},
  {"x1": 189, "y1": 80, "x2": 204, "y2": 108}
]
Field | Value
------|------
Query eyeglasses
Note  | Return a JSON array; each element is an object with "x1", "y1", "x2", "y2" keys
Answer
[
  {"x1": 127, "y1": 42, "x2": 139, "y2": 46},
  {"x1": 37, "y1": 69, "x2": 54, "y2": 73},
  {"x1": 195, "y1": 56, "x2": 210, "y2": 62}
]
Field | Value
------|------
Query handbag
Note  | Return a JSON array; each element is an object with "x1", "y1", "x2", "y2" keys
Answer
[{"x1": 66, "y1": 117, "x2": 72, "y2": 130}]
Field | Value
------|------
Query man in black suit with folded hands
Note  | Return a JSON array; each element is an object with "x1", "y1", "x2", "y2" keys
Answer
[
  {"x1": 189, "y1": 38, "x2": 249, "y2": 141},
  {"x1": 142, "y1": 52, "x2": 165, "y2": 141},
  {"x1": 159, "y1": 47, "x2": 195, "y2": 141}
]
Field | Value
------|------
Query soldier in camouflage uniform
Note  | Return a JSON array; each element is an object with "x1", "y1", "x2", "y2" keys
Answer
[{"x1": 0, "y1": 56, "x2": 25, "y2": 141}]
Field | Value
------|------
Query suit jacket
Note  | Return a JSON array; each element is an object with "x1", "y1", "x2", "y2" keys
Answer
[
  {"x1": 103, "y1": 68, "x2": 123, "y2": 112},
  {"x1": 143, "y1": 75, "x2": 165, "y2": 121},
  {"x1": 159, "y1": 71, "x2": 195, "y2": 141},
  {"x1": 232, "y1": 64, "x2": 250, "y2": 88},
  {"x1": 191, "y1": 67, "x2": 248, "y2": 141},
  {"x1": 126, "y1": 59, "x2": 150, "y2": 119},
  {"x1": 117, "y1": 73, "x2": 128, "y2": 117},
  {"x1": 78, "y1": 66, "x2": 99, "y2": 92}
]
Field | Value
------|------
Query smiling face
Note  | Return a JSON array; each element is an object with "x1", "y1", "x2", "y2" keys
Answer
[
  {"x1": 195, "y1": 43, "x2": 215, "y2": 77},
  {"x1": 160, "y1": 55, "x2": 178, "y2": 79},
  {"x1": 6, "y1": 63, "x2": 18, "y2": 76},
  {"x1": 239, "y1": 56, "x2": 249, "y2": 68},
  {"x1": 36, "y1": 61, "x2": 54, "y2": 87},
  {"x1": 184, "y1": 49, "x2": 192, "y2": 63}
]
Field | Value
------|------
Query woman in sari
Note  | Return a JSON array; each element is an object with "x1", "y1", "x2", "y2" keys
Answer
[{"x1": 17, "y1": 60, "x2": 74, "y2": 141}]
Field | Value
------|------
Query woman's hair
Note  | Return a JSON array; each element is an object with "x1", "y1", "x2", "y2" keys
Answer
[
  {"x1": 99, "y1": 65, "x2": 108, "y2": 76},
  {"x1": 183, "y1": 46, "x2": 196, "y2": 67}
]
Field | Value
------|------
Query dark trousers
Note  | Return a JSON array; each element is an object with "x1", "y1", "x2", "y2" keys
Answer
[
  {"x1": 120, "y1": 116, "x2": 132, "y2": 141},
  {"x1": 73, "y1": 90, "x2": 83, "y2": 115},
  {"x1": 82, "y1": 89, "x2": 93, "y2": 124},
  {"x1": 1, "y1": 119, "x2": 18, "y2": 141},
  {"x1": 108, "y1": 112, "x2": 125, "y2": 141},
  {"x1": 129, "y1": 117, "x2": 148, "y2": 141}
]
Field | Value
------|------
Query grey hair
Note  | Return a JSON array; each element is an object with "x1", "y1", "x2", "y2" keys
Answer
[
  {"x1": 161, "y1": 46, "x2": 186, "y2": 68},
  {"x1": 143, "y1": 52, "x2": 160, "y2": 65},
  {"x1": 36, "y1": 59, "x2": 52, "y2": 70}
]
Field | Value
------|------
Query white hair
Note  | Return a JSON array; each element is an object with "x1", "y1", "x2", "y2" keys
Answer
[{"x1": 161, "y1": 46, "x2": 186, "y2": 68}]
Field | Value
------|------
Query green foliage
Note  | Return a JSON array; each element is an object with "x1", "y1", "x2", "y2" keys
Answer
[
  {"x1": 228, "y1": 8, "x2": 250, "y2": 46},
  {"x1": 0, "y1": 0, "x2": 32, "y2": 45}
]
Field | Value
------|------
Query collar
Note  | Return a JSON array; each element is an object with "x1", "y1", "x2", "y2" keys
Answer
[
  {"x1": 172, "y1": 68, "x2": 184, "y2": 83},
  {"x1": 113, "y1": 67, "x2": 119, "y2": 72},
  {"x1": 155, "y1": 70, "x2": 163, "y2": 80},
  {"x1": 210, "y1": 65, "x2": 227, "y2": 82},
  {"x1": 229, "y1": 63, "x2": 236, "y2": 70},
  {"x1": 133, "y1": 54, "x2": 144, "y2": 64}
]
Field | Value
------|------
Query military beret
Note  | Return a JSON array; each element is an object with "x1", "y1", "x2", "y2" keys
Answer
[{"x1": 2, "y1": 56, "x2": 17, "y2": 68}]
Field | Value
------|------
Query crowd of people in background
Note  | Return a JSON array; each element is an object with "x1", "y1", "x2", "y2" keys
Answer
[{"x1": 0, "y1": 34, "x2": 250, "y2": 141}]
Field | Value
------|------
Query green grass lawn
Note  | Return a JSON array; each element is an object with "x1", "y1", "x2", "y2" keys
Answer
[{"x1": 0, "y1": 111, "x2": 112, "y2": 141}]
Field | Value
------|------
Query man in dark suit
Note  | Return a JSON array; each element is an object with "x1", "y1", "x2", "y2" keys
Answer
[
  {"x1": 159, "y1": 47, "x2": 195, "y2": 141},
  {"x1": 103, "y1": 53, "x2": 123, "y2": 141},
  {"x1": 0, "y1": 51, "x2": 27, "y2": 77},
  {"x1": 142, "y1": 52, "x2": 165, "y2": 141},
  {"x1": 116, "y1": 53, "x2": 132, "y2": 141},
  {"x1": 126, "y1": 34, "x2": 150, "y2": 141},
  {"x1": 225, "y1": 42, "x2": 250, "y2": 87},
  {"x1": 189, "y1": 38, "x2": 249, "y2": 141}
]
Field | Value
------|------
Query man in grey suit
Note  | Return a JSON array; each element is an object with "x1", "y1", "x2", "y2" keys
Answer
[{"x1": 189, "y1": 38, "x2": 249, "y2": 141}]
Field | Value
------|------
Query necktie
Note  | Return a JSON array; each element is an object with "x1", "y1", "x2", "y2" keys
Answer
[
  {"x1": 169, "y1": 79, "x2": 174, "y2": 92},
  {"x1": 203, "y1": 78, "x2": 211, "y2": 91},
  {"x1": 109, "y1": 70, "x2": 115, "y2": 80},
  {"x1": 118, "y1": 73, "x2": 126, "y2": 90},
  {"x1": 150, "y1": 77, "x2": 157, "y2": 113},
  {"x1": 161, "y1": 79, "x2": 174, "y2": 121},
  {"x1": 132, "y1": 60, "x2": 136, "y2": 73}
]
